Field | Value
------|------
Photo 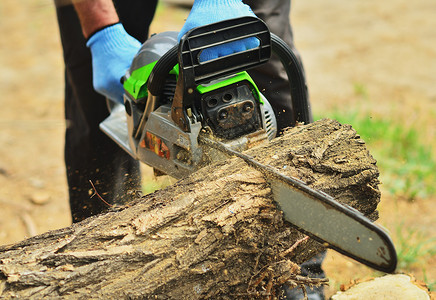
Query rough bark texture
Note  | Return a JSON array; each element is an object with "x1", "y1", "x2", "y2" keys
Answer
[{"x1": 0, "y1": 119, "x2": 380, "y2": 299}]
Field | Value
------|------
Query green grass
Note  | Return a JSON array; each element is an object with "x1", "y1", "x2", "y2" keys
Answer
[
  {"x1": 423, "y1": 269, "x2": 436, "y2": 292},
  {"x1": 393, "y1": 223, "x2": 436, "y2": 291},
  {"x1": 320, "y1": 110, "x2": 436, "y2": 200},
  {"x1": 394, "y1": 223, "x2": 436, "y2": 271},
  {"x1": 141, "y1": 174, "x2": 175, "y2": 195}
]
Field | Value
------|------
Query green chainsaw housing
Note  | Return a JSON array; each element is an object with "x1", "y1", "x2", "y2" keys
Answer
[{"x1": 119, "y1": 27, "x2": 276, "y2": 178}]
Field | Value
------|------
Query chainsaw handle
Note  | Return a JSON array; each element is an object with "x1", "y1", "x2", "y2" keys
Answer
[
  {"x1": 148, "y1": 17, "x2": 270, "y2": 100},
  {"x1": 147, "y1": 45, "x2": 178, "y2": 96},
  {"x1": 147, "y1": 17, "x2": 312, "y2": 126},
  {"x1": 271, "y1": 33, "x2": 312, "y2": 124}
]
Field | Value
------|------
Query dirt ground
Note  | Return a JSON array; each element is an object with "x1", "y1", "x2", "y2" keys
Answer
[{"x1": 0, "y1": 0, "x2": 435, "y2": 297}]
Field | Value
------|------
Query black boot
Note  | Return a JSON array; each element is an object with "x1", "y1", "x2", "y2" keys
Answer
[{"x1": 281, "y1": 251, "x2": 326, "y2": 300}]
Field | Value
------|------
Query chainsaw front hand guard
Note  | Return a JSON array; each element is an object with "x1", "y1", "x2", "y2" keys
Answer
[{"x1": 147, "y1": 16, "x2": 311, "y2": 132}]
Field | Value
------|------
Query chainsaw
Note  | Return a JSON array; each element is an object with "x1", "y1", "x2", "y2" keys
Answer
[{"x1": 100, "y1": 17, "x2": 397, "y2": 273}]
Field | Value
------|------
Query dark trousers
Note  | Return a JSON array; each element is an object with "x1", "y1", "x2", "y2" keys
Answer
[
  {"x1": 55, "y1": 0, "x2": 158, "y2": 223},
  {"x1": 245, "y1": 0, "x2": 306, "y2": 132}
]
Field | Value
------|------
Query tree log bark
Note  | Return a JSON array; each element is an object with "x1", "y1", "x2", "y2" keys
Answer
[{"x1": 0, "y1": 119, "x2": 380, "y2": 299}]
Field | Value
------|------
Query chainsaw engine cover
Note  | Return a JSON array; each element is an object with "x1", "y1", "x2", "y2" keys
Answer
[
  {"x1": 102, "y1": 17, "x2": 284, "y2": 178},
  {"x1": 200, "y1": 81, "x2": 261, "y2": 140}
]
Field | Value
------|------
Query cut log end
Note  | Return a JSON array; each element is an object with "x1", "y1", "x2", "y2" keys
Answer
[{"x1": 332, "y1": 274, "x2": 431, "y2": 300}]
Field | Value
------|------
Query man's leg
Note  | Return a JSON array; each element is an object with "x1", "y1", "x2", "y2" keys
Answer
[
  {"x1": 282, "y1": 252, "x2": 326, "y2": 299},
  {"x1": 244, "y1": 0, "x2": 308, "y2": 132},
  {"x1": 55, "y1": 0, "x2": 157, "y2": 222},
  {"x1": 245, "y1": 1, "x2": 325, "y2": 299}
]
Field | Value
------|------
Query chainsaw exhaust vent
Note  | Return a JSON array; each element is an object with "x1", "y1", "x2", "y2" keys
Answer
[{"x1": 260, "y1": 95, "x2": 277, "y2": 140}]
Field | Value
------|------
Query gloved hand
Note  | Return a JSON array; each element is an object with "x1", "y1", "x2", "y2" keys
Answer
[
  {"x1": 178, "y1": 0, "x2": 260, "y2": 62},
  {"x1": 86, "y1": 23, "x2": 141, "y2": 104}
]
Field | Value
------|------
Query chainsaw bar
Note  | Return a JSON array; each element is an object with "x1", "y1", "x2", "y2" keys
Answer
[{"x1": 200, "y1": 135, "x2": 397, "y2": 273}]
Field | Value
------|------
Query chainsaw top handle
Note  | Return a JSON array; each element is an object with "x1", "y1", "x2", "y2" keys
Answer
[{"x1": 147, "y1": 16, "x2": 311, "y2": 131}]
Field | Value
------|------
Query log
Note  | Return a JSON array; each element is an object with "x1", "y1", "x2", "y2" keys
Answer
[{"x1": 0, "y1": 119, "x2": 380, "y2": 299}]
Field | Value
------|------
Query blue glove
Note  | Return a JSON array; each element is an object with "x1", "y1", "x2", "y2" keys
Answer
[
  {"x1": 178, "y1": 0, "x2": 260, "y2": 62},
  {"x1": 86, "y1": 23, "x2": 141, "y2": 104}
]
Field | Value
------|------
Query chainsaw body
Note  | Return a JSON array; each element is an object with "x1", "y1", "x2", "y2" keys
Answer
[{"x1": 101, "y1": 17, "x2": 307, "y2": 179}]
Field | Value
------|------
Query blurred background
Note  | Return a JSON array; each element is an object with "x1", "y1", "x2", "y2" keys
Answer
[{"x1": 0, "y1": 0, "x2": 434, "y2": 297}]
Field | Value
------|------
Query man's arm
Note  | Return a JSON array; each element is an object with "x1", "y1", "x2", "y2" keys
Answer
[
  {"x1": 71, "y1": 0, "x2": 141, "y2": 103},
  {"x1": 73, "y1": 0, "x2": 119, "y2": 39},
  {"x1": 71, "y1": 0, "x2": 260, "y2": 103}
]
